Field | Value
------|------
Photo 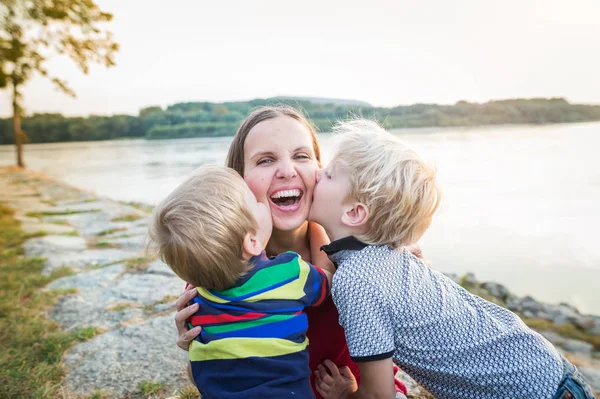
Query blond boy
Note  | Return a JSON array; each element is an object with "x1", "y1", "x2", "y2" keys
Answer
[
  {"x1": 309, "y1": 120, "x2": 594, "y2": 399},
  {"x1": 148, "y1": 165, "x2": 332, "y2": 399}
]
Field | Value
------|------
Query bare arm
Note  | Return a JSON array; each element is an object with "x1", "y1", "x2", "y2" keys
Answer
[{"x1": 309, "y1": 221, "x2": 336, "y2": 274}]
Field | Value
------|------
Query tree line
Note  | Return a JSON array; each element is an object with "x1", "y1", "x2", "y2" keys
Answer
[{"x1": 1, "y1": 97, "x2": 600, "y2": 144}]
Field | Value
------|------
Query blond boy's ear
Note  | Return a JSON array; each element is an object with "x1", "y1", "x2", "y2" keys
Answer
[
  {"x1": 341, "y1": 202, "x2": 369, "y2": 228},
  {"x1": 242, "y1": 232, "x2": 263, "y2": 260}
]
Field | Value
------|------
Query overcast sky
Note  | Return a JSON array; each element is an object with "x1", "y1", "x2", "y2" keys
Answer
[{"x1": 1, "y1": 0, "x2": 599, "y2": 117}]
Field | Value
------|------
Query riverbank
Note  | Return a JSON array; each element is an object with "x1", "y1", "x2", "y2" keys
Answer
[{"x1": 0, "y1": 166, "x2": 598, "y2": 398}]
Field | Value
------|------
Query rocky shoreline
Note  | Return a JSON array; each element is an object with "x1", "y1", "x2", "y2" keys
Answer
[{"x1": 1, "y1": 166, "x2": 598, "y2": 398}]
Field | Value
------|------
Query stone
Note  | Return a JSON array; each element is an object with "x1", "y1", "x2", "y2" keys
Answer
[
  {"x1": 520, "y1": 296, "x2": 543, "y2": 313},
  {"x1": 20, "y1": 222, "x2": 77, "y2": 235},
  {"x1": 147, "y1": 259, "x2": 176, "y2": 277},
  {"x1": 481, "y1": 282, "x2": 510, "y2": 300},
  {"x1": 463, "y1": 272, "x2": 478, "y2": 286},
  {"x1": 24, "y1": 235, "x2": 87, "y2": 256},
  {"x1": 537, "y1": 330, "x2": 566, "y2": 346},
  {"x1": 562, "y1": 339, "x2": 594, "y2": 356},
  {"x1": 39, "y1": 248, "x2": 140, "y2": 274},
  {"x1": 63, "y1": 315, "x2": 189, "y2": 398}
]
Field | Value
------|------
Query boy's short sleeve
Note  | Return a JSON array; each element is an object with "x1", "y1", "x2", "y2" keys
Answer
[
  {"x1": 296, "y1": 256, "x2": 330, "y2": 307},
  {"x1": 333, "y1": 276, "x2": 395, "y2": 362}
]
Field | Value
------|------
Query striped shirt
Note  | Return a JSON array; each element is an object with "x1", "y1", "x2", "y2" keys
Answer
[{"x1": 189, "y1": 251, "x2": 329, "y2": 399}]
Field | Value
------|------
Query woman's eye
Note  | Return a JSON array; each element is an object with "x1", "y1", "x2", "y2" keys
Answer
[
  {"x1": 257, "y1": 158, "x2": 274, "y2": 165},
  {"x1": 295, "y1": 153, "x2": 311, "y2": 160}
]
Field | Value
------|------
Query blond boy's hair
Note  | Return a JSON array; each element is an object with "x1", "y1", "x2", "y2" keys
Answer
[
  {"x1": 147, "y1": 165, "x2": 257, "y2": 290},
  {"x1": 331, "y1": 120, "x2": 441, "y2": 249}
]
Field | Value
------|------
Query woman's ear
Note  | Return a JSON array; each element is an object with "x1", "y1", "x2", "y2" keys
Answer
[
  {"x1": 341, "y1": 203, "x2": 369, "y2": 228},
  {"x1": 242, "y1": 232, "x2": 263, "y2": 259}
]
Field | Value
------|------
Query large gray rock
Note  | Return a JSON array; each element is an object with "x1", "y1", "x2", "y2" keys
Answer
[
  {"x1": 39, "y1": 248, "x2": 140, "y2": 274},
  {"x1": 63, "y1": 315, "x2": 189, "y2": 398},
  {"x1": 24, "y1": 235, "x2": 87, "y2": 256},
  {"x1": 147, "y1": 259, "x2": 176, "y2": 277},
  {"x1": 562, "y1": 339, "x2": 594, "y2": 356},
  {"x1": 20, "y1": 221, "x2": 77, "y2": 235},
  {"x1": 48, "y1": 265, "x2": 183, "y2": 330},
  {"x1": 481, "y1": 282, "x2": 509, "y2": 301}
]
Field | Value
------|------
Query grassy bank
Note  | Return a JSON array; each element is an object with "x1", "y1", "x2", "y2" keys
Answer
[{"x1": 0, "y1": 203, "x2": 98, "y2": 398}]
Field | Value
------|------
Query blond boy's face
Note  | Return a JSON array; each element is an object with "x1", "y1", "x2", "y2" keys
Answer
[
  {"x1": 243, "y1": 185, "x2": 273, "y2": 249},
  {"x1": 309, "y1": 161, "x2": 353, "y2": 236}
]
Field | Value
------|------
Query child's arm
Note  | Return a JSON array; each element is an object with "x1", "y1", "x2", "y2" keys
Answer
[{"x1": 315, "y1": 359, "x2": 396, "y2": 399}]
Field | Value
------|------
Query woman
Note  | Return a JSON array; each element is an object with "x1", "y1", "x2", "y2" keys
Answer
[{"x1": 174, "y1": 105, "x2": 410, "y2": 398}]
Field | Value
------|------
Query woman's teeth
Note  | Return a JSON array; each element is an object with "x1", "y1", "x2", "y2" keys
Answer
[{"x1": 270, "y1": 189, "x2": 302, "y2": 207}]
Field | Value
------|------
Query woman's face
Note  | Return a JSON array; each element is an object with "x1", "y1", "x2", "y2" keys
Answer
[{"x1": 243, "y1": 116, "x2": 319, "y2": 232}]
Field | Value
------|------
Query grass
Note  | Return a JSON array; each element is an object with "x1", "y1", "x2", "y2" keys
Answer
[
  {"x1": 125, "y1": 256, "x2": 151, "y2": 273},
  {"x1": 174, "y1": 385, "x2": 200, "y2": 399},
  {"x1": 26, "y1": 209, "x2": 101, "y2": 218},
  {"x1": 111, "y1": 213, "x2": 143, "y2": 222},
  {"x1": 96, "y1": 227, "x2": 128, "y2": 237},
  {"x1": 139, "y1": 380, "x2": 166, "y2": 396},
  {"x1": 522, "y1": 317, "x2": 600, "y2": 350},
  {"x1": 124, "y1": 201, "x2": 154, "y2": 214},
  {"x1": 0, "y1": 203, "x2": 100, "y2": 398}
]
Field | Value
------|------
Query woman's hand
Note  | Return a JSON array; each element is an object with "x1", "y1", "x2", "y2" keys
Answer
[
  {"x1": 314, "y1": 360, "x2": 358, "y2": 399},
  {"x1": 406, "y1": 243, "x2": 432, "y2": 268},
  {"x1": 175, "y1": 286, "x2": 202, "y2": 351}
]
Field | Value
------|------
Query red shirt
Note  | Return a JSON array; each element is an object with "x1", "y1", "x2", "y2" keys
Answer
[{"x1": 305, "y1": 297, "x2": 408, "y2": 398}]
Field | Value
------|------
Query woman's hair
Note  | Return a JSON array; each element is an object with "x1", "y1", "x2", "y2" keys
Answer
[
  {"x1": 226, "y1": 105, "x2": 321, "y2": 176},
  {"x1": 330, "y1": 119, "x2": 441, "y2": 248},
  {"x1": 147, "y1": 165, "x2": 257, "y2": 290}
]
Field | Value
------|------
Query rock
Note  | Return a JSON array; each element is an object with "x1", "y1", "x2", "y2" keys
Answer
[
  {"x1": 24, "y1": 235, "x2": 87, "y2": 256},
  {"x1": 506, "y1": 295, "x2": 523, "y2": 312},
  {"x1": 100, "y1": 273, "x2": 184, "y2": 304},
  {"x1": 395, "y1": 368, "x2": 425, "y2": 396},
  {"x1": 562, "y1": 339, "x2": 594, "y2": 356},
  {"x1": 520, "y1": 296, "x2": 543, "y2": 313},
  {"x1": 47, "y1": 264, "x2": 125, "y2": 291},
  {"x1": 102, "y1": 234, "x2": 146, "y2": 250},
  {"x1": 537, "y1": 330, "x2": 566, "y2": 346},
  {"x1": 39, "y1": 248, "x2": 140, "y2": 274},
  {"x1": 63, "y1": 315, "x2": 189, "y2": 398},
  {"x1": 463, "y1": 272, "x2": 478, "y2": 286},
  {"x1": 579, "y1": 367, "x2": 600, "y2": 395},
  {"x1": 481, "y1": 282, "x2": 509, "y2": 301},
  {"x1": 147, "y1": 259, "x2": 176, "y2": 277},
  {"x1": 20, "y1": 221, "x2": 77, "y2": 235}
]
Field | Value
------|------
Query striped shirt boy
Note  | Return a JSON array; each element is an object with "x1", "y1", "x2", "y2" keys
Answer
[{"x1": 188, "y1": 251, "x2": 329, "y2": 398}]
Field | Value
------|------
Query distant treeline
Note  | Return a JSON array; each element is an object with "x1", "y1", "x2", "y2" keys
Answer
[{"x1": 1, "y1": 97, "x2": 599, "y2": 144}]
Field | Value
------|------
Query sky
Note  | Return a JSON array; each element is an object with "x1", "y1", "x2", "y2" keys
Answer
[{"x1": 1, "y1": 0, "x2": 600, "y2": 117}]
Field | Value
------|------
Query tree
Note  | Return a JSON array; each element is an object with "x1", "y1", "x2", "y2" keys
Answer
[{"x1": 0, "y1": 0, "x2": 118, "y2": 167}]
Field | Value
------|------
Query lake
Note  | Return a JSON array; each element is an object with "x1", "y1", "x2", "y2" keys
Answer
[{"x1": 1, "y1": 122, "x2": 599, "y2": 314}]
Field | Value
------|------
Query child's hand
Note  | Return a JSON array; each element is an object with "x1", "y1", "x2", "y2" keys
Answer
[{"x1": 314, "y1": 360, "x2": 358, "y2": 399}]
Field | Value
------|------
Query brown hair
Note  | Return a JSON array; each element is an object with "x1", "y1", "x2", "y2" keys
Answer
[
  {"x1": 147, "y1": 165, "x2": 257, "y2": 290},
  {"x1": 226, "y1": 105, "x2": 322, "y2": 176}
]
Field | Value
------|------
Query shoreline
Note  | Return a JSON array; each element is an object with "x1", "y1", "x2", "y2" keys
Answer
[{"x1": 1, "y1": 166, "x2": 599, "y2": 397}]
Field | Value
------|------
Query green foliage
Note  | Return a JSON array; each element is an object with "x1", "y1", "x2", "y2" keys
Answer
[
  {"x1": 139, "y1": 380, "x2": 166, "y2": 396},
  {"x1": 2, "y1": 97, "x2": 600, "y2": 144},
  {"x1": 0, "y1": 0, "x2": 119, "y2": 165}
]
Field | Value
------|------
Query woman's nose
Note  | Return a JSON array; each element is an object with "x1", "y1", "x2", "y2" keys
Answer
[{"x1": 276, "y1": 159, "x2": 297, "y2": 179}]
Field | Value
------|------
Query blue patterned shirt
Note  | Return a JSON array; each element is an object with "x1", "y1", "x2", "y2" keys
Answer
[{"x1": 323, "y1": 237, "x2": 563, "y2": 399}]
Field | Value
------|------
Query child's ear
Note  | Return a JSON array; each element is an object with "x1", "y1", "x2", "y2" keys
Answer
[
  {"x1": 242, "y1": 232, "x2": 263, "y2": 259},
  {"x1": 341, "y1": 202, "x2": 369, "y2": 228}
]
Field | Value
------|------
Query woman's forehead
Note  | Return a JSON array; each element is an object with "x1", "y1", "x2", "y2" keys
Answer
[{"x1": 244, "y1": 117, "x2": 314, "y2": 153}]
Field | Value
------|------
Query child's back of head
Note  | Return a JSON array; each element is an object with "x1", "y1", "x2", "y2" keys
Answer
[
  {"x1": 147, "y1": 165, "x2": 257, "y2": 290},
  {"x1": 331, "y1": 120, "x2": 441, "y2": 248}
]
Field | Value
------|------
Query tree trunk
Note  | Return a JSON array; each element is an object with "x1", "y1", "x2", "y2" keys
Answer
[{"x1": 12, "y1": 80, "x2": 24, "y2": 168}]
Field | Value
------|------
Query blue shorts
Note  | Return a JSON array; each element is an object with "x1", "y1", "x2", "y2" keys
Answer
[{"x1": 553, "y1": 356, "x2": 596, "y2": 399}]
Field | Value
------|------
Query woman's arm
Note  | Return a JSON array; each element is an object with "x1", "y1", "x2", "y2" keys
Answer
[
  {"x1": 309, "y1": 222, "x2": 336, "y2": 274},
  {"x1": 174, "y1": 286, "x2": 202, "y2": 351}
]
